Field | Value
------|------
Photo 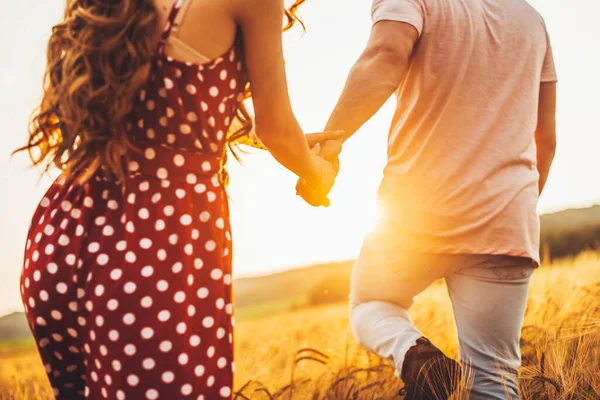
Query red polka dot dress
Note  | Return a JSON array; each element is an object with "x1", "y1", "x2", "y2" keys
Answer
[{"x1": 20, "y1": 1, "x2": 245, "y2": 398}]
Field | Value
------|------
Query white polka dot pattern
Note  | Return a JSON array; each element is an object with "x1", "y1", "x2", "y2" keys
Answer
[{"x1": 19, "y1": 0, "x2": 242, "y2": 398}]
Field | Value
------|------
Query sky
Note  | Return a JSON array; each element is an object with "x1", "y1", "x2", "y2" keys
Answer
[{"x1": 0, "y1": 0, "x2": 599, "y2": 317}]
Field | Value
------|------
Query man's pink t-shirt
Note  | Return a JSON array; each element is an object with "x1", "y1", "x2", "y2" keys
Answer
[{"x1": 372, "y1": 0, "x2": 557, "y2": 264}]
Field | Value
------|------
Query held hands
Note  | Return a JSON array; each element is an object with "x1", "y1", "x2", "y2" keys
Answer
[
  {"x1": 306, "y1": 133, "x2": 344, "y2": 175},
  {"x1": 296, "y1": 132, "x2": 345, "y2": 207}
]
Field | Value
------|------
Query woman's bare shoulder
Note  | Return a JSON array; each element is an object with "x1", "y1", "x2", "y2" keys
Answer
[{"x1": 230, "y1": 0, "x2": 283, "y2": 23}]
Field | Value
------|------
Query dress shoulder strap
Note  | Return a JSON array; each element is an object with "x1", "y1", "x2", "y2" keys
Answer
[{"x1": 160, "y1": 0, "x2": 185, "y2": 41}]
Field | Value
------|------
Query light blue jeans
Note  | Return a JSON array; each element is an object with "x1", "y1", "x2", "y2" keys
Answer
[{"x1": 350, "y1": 233, "x2": 535, "y2": 399}]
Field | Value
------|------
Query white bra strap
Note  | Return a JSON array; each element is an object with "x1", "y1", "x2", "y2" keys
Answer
[
  {"x1": 165, "y1": 0, "x2": 211, "y2": 63},
  {"x1": 170, "y1": 0, "x2": 193, "y2": 38}
]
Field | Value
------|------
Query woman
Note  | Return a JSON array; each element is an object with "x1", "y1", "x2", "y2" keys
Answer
[{"x1": 16, "y1": 0, "x2": 337, "y2": 398}]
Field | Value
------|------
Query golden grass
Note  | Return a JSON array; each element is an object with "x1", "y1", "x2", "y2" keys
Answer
[{"x1": 2, "y1": 252, "x2": 600, "y2": 399}]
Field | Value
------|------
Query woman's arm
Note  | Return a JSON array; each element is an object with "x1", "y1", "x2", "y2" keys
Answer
[{"x1": 231, "y1": 0, "x2": 333, "y2": 190}]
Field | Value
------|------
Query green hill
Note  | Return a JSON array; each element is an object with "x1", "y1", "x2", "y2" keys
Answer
[
  {"x1": 540, "y1": 205, "x2": 600, "y2": 260},
  {"x1": 541, "y1": 205, "x2": 600, "y2": 233},
  {"x1": 0, "y1": 312, "x2": 31, "y2": 342}
]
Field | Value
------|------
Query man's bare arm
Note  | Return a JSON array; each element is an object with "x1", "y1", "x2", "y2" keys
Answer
[
  {"x1": 296, "y1": 21, "x2": 419, "y2": 203},
  {"x1": 535, "y1": 82, "x2": 557, "y2": 195},
  {"x1": 324, "y1": 21, "x2": 418, "y2": 141}
]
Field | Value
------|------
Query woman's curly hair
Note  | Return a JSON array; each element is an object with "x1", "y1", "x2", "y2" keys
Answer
[{"x1": 15, "y1": 0, "x2": 306, "y2": 184}]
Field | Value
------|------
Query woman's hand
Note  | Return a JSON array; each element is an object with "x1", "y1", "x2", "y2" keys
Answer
[{"x1": 296, "y1": 145, "x2": 338, "y2": 207}]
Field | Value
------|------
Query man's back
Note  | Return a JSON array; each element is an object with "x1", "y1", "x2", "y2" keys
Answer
[{"x1": 373, "y1": 0, "x2": 557, "y2": 263}]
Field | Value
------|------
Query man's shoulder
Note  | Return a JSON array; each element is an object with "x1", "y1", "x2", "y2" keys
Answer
[{"x1": 514, "y1": 0, "x2": 547, "y2": 26}]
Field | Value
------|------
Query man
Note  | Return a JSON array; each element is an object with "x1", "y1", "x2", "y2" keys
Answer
[{"x1": 299, "y1": 0, "x2": 557, "y2": 398}]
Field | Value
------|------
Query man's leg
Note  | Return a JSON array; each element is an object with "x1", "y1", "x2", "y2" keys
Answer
[
  {"x1": 350, "y1": 301, "x2": 423, "y2": 378},
  {"x1": 349, "y1": 232, "x2": 455, "y2": 377},
  {"x1": 446, "y1": 256, "x2": 534, "y2": 400}
]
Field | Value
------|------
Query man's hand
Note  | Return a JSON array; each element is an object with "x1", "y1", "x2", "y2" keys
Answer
[
  {"x1": 305, "y1": 133, "x2": 344, "y2": 174},
  {"x1": 296, "y1": 144, "x2": 337, "y2": 207},
  {"x1": 305, "y1": 131, "x2": 345, "y2": 149}
]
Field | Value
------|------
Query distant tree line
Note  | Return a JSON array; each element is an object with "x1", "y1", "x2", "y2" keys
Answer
[{"x1": 540, "y1": 225, "x2": 600, "y2": 263}]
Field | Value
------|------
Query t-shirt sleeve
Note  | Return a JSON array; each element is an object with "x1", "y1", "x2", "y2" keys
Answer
[
  {"x1": 541, "y1": 23, "x2": 558, "y2": 83},
  {"x1": 371, "y1": 0, "x2": 424, "y2": 37}
]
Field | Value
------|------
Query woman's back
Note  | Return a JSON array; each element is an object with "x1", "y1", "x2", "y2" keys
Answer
[
  {"x1": 128, "y1": 0, "x2": 246, "y2": 181},
  {"x1": 153, "y1": 0, "x2": 238, "y2": 63},
  {"x1": 19, "y1": 1, "x2": 244, "y2": 398}
]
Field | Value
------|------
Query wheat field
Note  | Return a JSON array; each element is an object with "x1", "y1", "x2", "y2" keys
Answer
[{"x1": 2, "y1": 252, "x2": 600, "y2": 399}]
